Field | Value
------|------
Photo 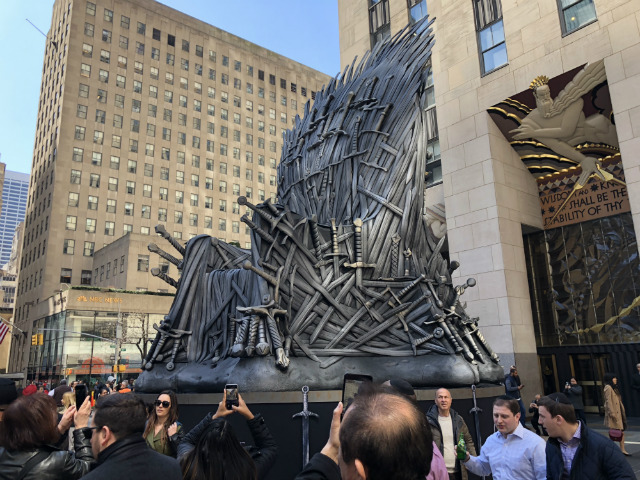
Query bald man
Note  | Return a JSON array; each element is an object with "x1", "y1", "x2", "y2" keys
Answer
[{"x1": 427, "y1": 388, "x2": 476, "y2": 480}]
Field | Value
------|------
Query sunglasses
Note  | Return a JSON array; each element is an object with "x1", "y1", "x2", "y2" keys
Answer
[{"x1": 155, "y1": 400, "x2": 170, "y2": 408}]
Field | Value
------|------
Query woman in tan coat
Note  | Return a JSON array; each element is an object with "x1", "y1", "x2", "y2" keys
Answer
[{"x1": 603, "y1": 372, "x2": 630, "y2": 455}]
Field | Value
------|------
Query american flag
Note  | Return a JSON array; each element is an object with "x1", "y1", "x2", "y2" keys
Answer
[{"x1": 0, "y1": 321, "x2": 9, "y2": 345}]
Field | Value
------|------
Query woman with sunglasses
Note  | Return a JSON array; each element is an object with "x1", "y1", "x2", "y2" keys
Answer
[{"x1": 143, "y1": 390, "x2": 183, "y2": 457}]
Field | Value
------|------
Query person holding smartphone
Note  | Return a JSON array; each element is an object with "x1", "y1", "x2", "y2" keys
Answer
[
  {"x1": 143, "y1": 390, "x2": 183, "y2": 457},
  {"x1": 178, "y1": 387, "x2": 277, "y2": 480}
]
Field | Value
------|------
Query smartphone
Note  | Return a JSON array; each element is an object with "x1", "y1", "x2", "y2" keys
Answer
[
  {"x1": 75, "y1": 384, "x2": 88, "y2": 408},
  {"x1": 225, "y1": 384, "x2": 239, "y2": 410},
  {"x1": 342, "y1": 373, "x2": 373, "y2": 416}
]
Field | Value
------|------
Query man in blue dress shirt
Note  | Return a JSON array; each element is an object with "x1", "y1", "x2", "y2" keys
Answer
[{"x1": 460, "y1": 396, "x2": 546, "y2": 480}]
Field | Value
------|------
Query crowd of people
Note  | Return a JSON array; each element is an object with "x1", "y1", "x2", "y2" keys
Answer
[{"x1": 0, "y1": 367, "x2": 636, "y2": 480}]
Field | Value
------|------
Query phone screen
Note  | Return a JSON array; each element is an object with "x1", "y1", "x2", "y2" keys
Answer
[
  {"x1": 342, "y1": 374, "x2": 373, "y2": 412},
  {"x1": 75, "y1": 384, "x2": 88, "y2": 408},
  {"x1": 225, "y1": 384, "x2": 239, "y2": 409}
]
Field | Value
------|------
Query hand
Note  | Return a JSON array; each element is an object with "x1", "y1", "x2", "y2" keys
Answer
[
  {"x1": 518, "y1": 385, "x2": 524, "y2": 390},
  {"x1": 510, "y1": 124, "x2": 536, "y2": 140},
  {"x1": 74, "y1": 396, "x2": 92, "y2": 429},
  {"x1": 232, "y1": 394, "x2": 254, "y2": 420},
  {"x1": 58, "y1": 405, "x2": 76, "y2": 434},
  {"x1": 212, "y1": 390, "x2": 235, "y2": 419},
  {"x1": 167, "y1": 422, "x2": 178, "y2": 436},
  {"x1": 320, "y1": 402, "x2": 343, "y2": 464}
]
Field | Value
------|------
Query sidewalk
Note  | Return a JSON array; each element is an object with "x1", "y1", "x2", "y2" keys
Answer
[{"x1": 583, "y1": 413, "x2": 640, "y2": 478}]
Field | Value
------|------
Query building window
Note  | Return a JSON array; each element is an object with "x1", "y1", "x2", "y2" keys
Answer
[
  {"x1": 68, "y1": 192, "x2": 79, "y2": 207},
  {"x1": 137, "y1": 22, "x2": 146, "y2": 35},
  {"x1": 152, "y1": 28, "x2": 161, "y2": 41},
  {"x1": 66, "y1": 215, "x2": 77, "y2": 230},
  {"x1": 88, "y1": 195, "x2": 98, "y2": 210},
  {"x1": 85, "y1": 218, "x2": 96, "y2": 233},
  {"x1": 90, "y1": 174, "x2": 100, "y2": 187},
  {"x1": 108, "y1": 177, "x2": 118, "y2": 191},
  {"x1": 60, "y1": 268, "x2": 72, "y2": 284},
  {"x1": 408, "y1": 0, "x2": 427, "y2": 24},
  {"x1": 106, "y1": 199, "x2": 116, "y2": 213},
  {"x1": 81, "y1": 270, "x2": 92, "y2": 285},
  {"x1": 63, "y1": 239, "x2": 75, "y2": 255},
  {"x1": 557, "y1": 0, "x2": 597, "y2": 34},
  {"x1": 70, "y1": 170, "x2": 81, "y2": 184},
  {"x1": 473, "y1": 0, "x2": 507, "y2": 74},
  {"x1": 102, "y1": 29, "x2": 112, "y2": 43},
  {"x1": 84, "y1": 242, "x2": 95, "y2": 257},
  {"x1": 121, "y1": 15, "x2": 130, "y2": 29},
  {"x1": 369, "y1": 0, "x2": 390, "y2": 48},
  {"x1": 110, "y1": 155, "x2": 121, "y2": 170},
  {"x1": 105, "y1": 221, "x2": 115, "y2": 236}
]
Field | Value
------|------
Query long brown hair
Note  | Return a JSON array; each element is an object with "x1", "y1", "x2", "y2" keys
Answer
[
  {"x1": 0, "y1": 393, "x2": 59, "y2": 450},
  {"x1": 143, "y1": 390, "x2": 179, "y2": 445}
]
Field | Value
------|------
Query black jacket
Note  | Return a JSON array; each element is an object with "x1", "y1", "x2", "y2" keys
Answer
[
  {"x1": 178, "y1": 412, "x2": 277, "y2": 480},
  {"x1": 295, "y1": 452, "x2": 341, "y2": 480},
  {"x1": 546, "y1": 422, "x2": 635, "y2": 480},
  {"x1": 426, "y1": 404, "x2": 476, "y2": 480},
  {"x1": 0, "y1": 427, "x2": 93, "y2": 480},
  {"x1": 81, "y1": 434, "x2": 182, "y2": 480}
]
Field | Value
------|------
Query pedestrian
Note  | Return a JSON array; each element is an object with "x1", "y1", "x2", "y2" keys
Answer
[
  {"x1": 461, "y1": 395, "x2": 546, "y2": 480},
  {"x1": 529, "y1": 394, "x2": 547, "y2": 436},
  {"x1": 179, "y1": 390, "x2": 277, "y2": 480},
  {"x1": 143, "y1": 390, "x2": 183, "y2": 457},
  {"x1": 52, "y1": 379, "x2": 72, "y2": 407},
  {"x1": 0, "y1": 378, "x2": 17, "y2": 421},
  {"x1": 118, "y1": 380, "x2": 131, "y2": 393},
  {"x1": 564, "y1": 378, "x2": 587, "y2": 425},
  {"x1": 538, "y1": 392, "x2": 634, "y2": 479},
  {"x1": 0, "y1": 393, "x2": 93, "y2": 478},
  {"x1": 426, "y1": 387, "x2": 476, "y2": 480},
  {"x1": 505, "y1": 366, "x2": 527, "y2": 427},
  {"x1": 632, "y1": 363, "x2": 640, "y2": 393},
  {"x1": 603, "y1": 373, "x2": 630, "y2": 456},
  {"x1": 80, "y1": 394, "x2": 182, "y2": 480}
]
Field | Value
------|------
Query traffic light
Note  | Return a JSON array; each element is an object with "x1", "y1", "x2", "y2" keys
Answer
[
  {"x1": 37, "y1": 334, "x2": 44, "y2": 345},
  {"x1": 118, "y1": 365, "x2": 126, "y2": 373},
  {"x1": 31, "y1": 335, "x2": 37, "y2": 345},
  {"x1": 113, "y1": 365, "x2": 118, "y2": 373}
]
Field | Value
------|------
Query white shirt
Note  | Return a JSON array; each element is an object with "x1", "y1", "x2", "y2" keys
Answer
[
  {"x1": 438, "y1": 414, "x2": 456, "y2": 473},
  {"x1": 464, "y1": 423, "x2": 546, "y2": 480}
]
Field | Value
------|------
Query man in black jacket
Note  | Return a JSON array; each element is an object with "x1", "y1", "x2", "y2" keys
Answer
[
  {"x1": 81, "y1": 394, "x2": 182, "y2": 480},
  {"x1": 538, "y1": 392, "x2": 634, "y2": 480}
]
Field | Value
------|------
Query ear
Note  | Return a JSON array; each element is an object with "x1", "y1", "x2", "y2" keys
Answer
[
  {"x1": 100, "y1": 426, "x2": 116, "y2": 448},
  {"x1": 354, "y1": 459, "x2": 367, "y2": 479}
]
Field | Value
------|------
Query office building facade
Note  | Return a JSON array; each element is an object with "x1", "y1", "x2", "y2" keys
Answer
[
  {"x1": 0, "y1": 168, "x2": 29, "y2": 268},
  {"x1": 339, "y1": 0, "x2": 640, "y2": 413},
  {"x1": 10, "y1": 0, "x2": 330, "y2": 378}
]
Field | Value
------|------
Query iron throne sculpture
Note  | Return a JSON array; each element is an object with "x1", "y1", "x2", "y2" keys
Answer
[{"x1": 136, "y1": 18, "x2": 504, "y2": 393}]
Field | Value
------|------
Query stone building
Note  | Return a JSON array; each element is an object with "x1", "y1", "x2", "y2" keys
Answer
[{"x1": 339, "y1": 0, "x2": 640, "y2": 414}]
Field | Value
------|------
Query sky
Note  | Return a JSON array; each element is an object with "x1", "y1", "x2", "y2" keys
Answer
[{"x1": 0, "y1": 1, "x2": 341, "y2": 175}]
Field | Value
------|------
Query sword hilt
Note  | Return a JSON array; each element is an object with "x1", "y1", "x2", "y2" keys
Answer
[
  {"x1": 353, "y1": 218, "x2": 363, "y2": 262},
  {"x1": 330, "y1": 218, "x2": 339, "y2": 254}
]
